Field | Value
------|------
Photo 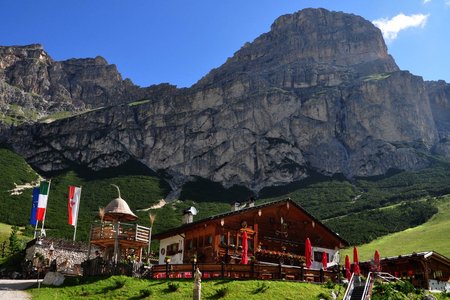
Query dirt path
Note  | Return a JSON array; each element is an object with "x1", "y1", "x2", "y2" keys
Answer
[{"x1": 0, "y1": 279, "x2": 40, "y2": 300}]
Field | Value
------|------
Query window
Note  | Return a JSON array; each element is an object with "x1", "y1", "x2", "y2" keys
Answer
[
  {"x1": 229, "y1": 235, "x2": 236, "y2": 247},
  {"x1": 314, "y1": 251, "x2": 329, "y2": 262},
  {"x1": 185, "y1": 239, "x2": 192, "y2": 251},
  {"x1": 193, "y1": 238, "x2": 198, "y2": 249},
  {"x1": 166, "y1": 243, "x2": 179, "y2": 256},
  {"x1": 206, "y1": 235, "x2": 213, "y2": 246},
  {"x1": 219, "y1": 234, "x2": 227, "y2": 246}
]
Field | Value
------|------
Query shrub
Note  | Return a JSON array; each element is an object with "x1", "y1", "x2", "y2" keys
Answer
[
  {"x1": 215, "y1": 287, "x2": 229, "y2": 298},
  {"x1": 167, "y1": 282, "x2": 179, "y2": 292},
  {"x1": 114, "y1": 278, "x2": 126, "y2": 289},
  {"x1": 316, "y1": 292, "x2": 330, "y2": 300},
  {"x1": 325, "y1": 279, "x2": 335, "y2": 289},
  {"x1": 139, "y1": 288, "x2": 152, "y2": 298}
]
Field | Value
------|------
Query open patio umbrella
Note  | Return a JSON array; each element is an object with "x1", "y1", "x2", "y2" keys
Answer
[
  {"x1": 322, "y1": 251, "x2": 328, "y2": 270},
  {"x1": 374, "y1": 250, "x2": 381, "y2": 272},
  {"x1": 241, "y1": 230, "x2": 248, "y2": 264},
  {"x1": 305, "y1": 238, "x2": 312, "y2": 268},
  {"x1": 353, "y1": 246, "x2": 360, "y2": 275},
  {"x1": 345, "y1": 255, "x2": 351, "y2": 281}
]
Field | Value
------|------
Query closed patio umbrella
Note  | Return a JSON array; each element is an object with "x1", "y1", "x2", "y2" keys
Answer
[
  {"x1": 345, "y1": 255, "x2": 351, "y2": 281},
  {"x1": 374, "y1": 250, "x2": 381, "y2": 272},
  {"x1": 353, "y1": 246, "x2": 360, "y2": 275},
  {"x1": 241, "y1": 230, "x2": 248, "y2": 264},
  {"x1": 305, "y1": 238, "x2": 312, "y2": 268},
  {"x1": 322, "y1": 251, "x2": 327, "y2": 270}
]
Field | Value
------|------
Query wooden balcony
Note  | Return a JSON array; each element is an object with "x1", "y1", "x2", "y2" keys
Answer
[{"x1": 90, "y1": 222, "x2": 150, "y2": 248}]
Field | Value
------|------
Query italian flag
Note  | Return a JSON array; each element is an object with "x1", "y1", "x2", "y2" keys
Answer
[
  {"x1": 36, "y1": 181, "x2": 50, "y2": 221},
  {"x1": 68, "y1": 186, "x2": 82, "y2": 226}
]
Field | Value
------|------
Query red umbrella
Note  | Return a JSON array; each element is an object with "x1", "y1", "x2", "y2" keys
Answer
[
  {"x1": 305, "y1": 238, "x2": 312, "y2": 268},
  {"x1": 241, "y1": 230, "x2": 248, "y2": 264},
  {"x1": 353, "y1": 246, "x2": 360, "y2": 275},
  {"x1": 322, "y1": 251, "x2": 328, "y2": 270},
  {"x1": 374, "y1": 250, "x2": 381, "y2": 272},
  {"x1": 345, "y1": 255, "x2": 351, "y2": 281}
]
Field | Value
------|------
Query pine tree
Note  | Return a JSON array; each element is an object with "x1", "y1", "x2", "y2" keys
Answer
[{"x1": 8, "y1": 225, "x2": 21, "y2": 254}]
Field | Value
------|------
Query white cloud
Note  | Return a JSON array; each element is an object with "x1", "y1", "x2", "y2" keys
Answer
[
  {"x1": 423, "y1": 0, "x2": 431, "y2": 3},
  {"x1": 372, "y1": 13, "x2": 429, "y2": 42},
  {"x1": 446, "y1": 0, "x2": 450, "y2": 6}
]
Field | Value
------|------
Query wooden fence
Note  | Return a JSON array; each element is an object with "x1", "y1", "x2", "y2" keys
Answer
[{"x1": 150, "y1": 263, "x2": 338, "y2": 283}]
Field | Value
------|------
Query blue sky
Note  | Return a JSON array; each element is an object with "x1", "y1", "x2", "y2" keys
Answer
[{"x1": 1, "y1": 0, "x2": 449, "y2": 88}]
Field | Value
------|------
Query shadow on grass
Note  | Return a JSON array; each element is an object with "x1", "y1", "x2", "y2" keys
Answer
[
  {"x1": 251, "y1": 282, "x2": 269, "y2": 294},
  {"x1": 213, "y1": 279, "x2": 232, "y2": 285}
]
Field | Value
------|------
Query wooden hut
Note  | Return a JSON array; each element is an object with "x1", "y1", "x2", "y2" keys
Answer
[{"x1": 88, "y1": 186, "x2": 151, "y2": 264}]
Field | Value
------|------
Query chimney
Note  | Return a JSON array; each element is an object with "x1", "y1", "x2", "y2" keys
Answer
[
  {"x1": 231, "y1": 202, "x2": 241, "y2": 212},
  {"x1": 182, "y1": 213, "x2": 193, "y2": 224},
  {"x1": 182, "y1": 207, "x2": 198, "y2": 224}
]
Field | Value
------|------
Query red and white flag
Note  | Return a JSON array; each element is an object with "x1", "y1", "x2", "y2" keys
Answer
[{"x1": 68, "y1": 186, "x2": 82, "y2": 226}]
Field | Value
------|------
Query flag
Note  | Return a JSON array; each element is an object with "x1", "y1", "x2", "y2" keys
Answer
[
  {"x1": 36, "y1": 181, "x2": 50, "y2": 221},
  {"x1": 29, "y1": 187, "x2": 40, "y2": 226},
  {"x1": 68, "y1": 186, "x2": 81, "y2": 226}
]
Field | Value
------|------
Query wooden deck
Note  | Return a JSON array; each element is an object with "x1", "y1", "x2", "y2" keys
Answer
[{"x1": 90, "y1": 223, "x2": 150, "y2": 247}]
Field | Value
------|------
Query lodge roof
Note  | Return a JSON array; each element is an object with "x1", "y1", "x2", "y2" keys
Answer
[
  {"x1": 153, "y1": 198, "x2": 348, "y2": 246},
  {"x1": 360, "y1": 251, "x2": 450, "y2": 266}
]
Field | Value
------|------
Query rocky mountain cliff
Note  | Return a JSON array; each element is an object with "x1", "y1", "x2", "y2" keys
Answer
[{"x1": 1, "y1": 8, "x2": 450, "y2": 196}]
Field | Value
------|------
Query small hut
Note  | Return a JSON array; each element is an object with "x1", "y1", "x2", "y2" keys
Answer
[{"x1": 88, "y1": 185, "x2": 151, "y2": 266}]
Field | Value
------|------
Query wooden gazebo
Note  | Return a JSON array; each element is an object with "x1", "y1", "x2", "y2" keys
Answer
[{"x1": 88, "y1": 186, "x2": 151, "y2": 264}]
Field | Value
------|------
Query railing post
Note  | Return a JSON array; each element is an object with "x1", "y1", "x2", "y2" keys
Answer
[
  {"x1": 278, "y1": 262, "x2": 282, "y2": 279},
  {"x1": 300, "y1": 265, "x2": 304, "y2": 281},
  {"x1": 166, "y1": 261, "x2": 170, "y2": 278},
  {"x1": 320, "y1": 268, "x2": 324, "y2": 283},
  {"x1": 221, "y1": 261, "x2": 225, "y2": 278}
]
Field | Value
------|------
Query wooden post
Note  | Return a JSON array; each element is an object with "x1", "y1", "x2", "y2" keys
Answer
[
  {"x1": 193, "y1": 267, "x2": 202, "y2": 300},
  {"x1": 113, "y1": 221, "x2": 120, "y2": 265}
]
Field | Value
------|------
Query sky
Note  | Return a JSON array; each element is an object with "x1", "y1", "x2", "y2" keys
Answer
[{"x1": 1, "y1": 0, "x2": 449, "y2": 88}]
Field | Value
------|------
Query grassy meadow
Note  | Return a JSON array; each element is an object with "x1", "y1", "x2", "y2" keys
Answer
[
  {"x1": 341, "y1": 196, "x2": 450, "y2": 261},
  {"x1": 28, "y1": 276, "x2": 343, "y2": 300}
]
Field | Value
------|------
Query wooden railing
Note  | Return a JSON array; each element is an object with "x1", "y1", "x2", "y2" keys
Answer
[
  {"x1": 90, "y1": 222, "x2": 150, "y2": 244},
  {"x1": 150, "y1": 263, "x2": 338, "y2": 282}
]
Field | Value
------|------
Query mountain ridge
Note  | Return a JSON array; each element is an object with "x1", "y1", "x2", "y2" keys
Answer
[{"x1": 1, "y1": 8, "x2": 450, "y2": 196}]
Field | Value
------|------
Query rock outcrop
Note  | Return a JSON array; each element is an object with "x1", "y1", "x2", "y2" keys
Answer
[{"x1": 2, "y1": 8, "x2": 450, "y2": 194}]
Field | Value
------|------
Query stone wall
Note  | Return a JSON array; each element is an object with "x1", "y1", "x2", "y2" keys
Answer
[{"x1": 25, "y1": 237, "x2": 95, "y2": 275}]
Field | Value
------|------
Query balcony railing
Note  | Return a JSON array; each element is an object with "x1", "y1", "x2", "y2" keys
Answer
[
  {"x1": 90, "y1": 222, "x2": 150, "y2": 244},
  {"x1": 150, "y1": 263, "x2": 338, "y2": 282}
]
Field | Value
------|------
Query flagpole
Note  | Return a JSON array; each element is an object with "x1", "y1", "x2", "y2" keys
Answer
[
  {"x1": 73, "y1": 186, "x2": 82, "y2": 241},
  {"x1": 40, "y1": 179, "x2": 51, "y2": 236},
  {"x1": 34, "y1": 221, "x2": 39, "y2": 239},
  {"x1": 32, "y1": 190, "x2": 39, "y2": 239}
]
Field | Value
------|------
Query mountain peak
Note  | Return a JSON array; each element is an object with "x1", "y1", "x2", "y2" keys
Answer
[{"x1": 196, "y1": 8, "x2": 398, "y2": 88}]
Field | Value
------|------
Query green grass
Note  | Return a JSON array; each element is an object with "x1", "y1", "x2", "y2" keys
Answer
[
  {"x1": 0, "y1": 148, "x2": 231, "y2": 248},
  {"x1": 341, "y1": 196, "x2": 450, "y2": 261},
  {"x1": 363, "y1": 72, "x2": 392, "y2": 81},
  {"x1": 39, "y1": 111, "x2": 74, "y2": 123},
  {"x1": 28, "y1": 276, "x2": 343, "y2": 300},
  {"x1": 128, "y1": 99, "x2": 150, "y2": 106}
]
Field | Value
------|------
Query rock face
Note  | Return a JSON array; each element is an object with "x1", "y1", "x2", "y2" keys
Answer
[
  {"x1": 2, "y1": 8, "x2": 450, "y2": 194},
  {"x1": 0, "y1": 44, "x2": 176, "y2": 122}
]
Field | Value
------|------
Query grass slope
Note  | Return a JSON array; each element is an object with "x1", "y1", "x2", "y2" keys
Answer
[
  {"x1": 0, "y1": 148, "x2": 231, "y2": 249},
  {"x1": 29, "y1": 276, "x2": 343, "y2": 300},
  {"x1": 341, "y1": 196, "x2": 450, "y2": 261}
]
